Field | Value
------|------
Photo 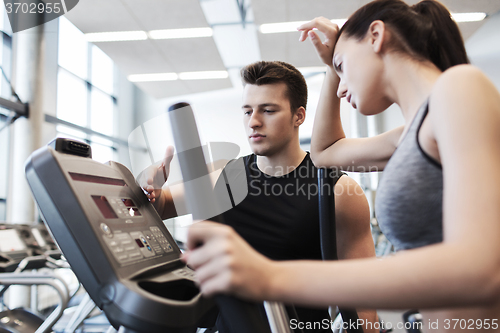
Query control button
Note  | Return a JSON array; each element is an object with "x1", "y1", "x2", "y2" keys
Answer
[
  {"x1": 124, "y1": 245, "x2": 136, "y2": 251},
  {"x1": 129, "y1": 251, "x2": 143, "y2": 260},
  {"x1": 121, "y1": 239, "x2": 132, "y2": 245},
  {"x1": 125, "y1": 219, "x2": 133, "y2": 224},
  {"x1": 146, "y1": 245, "x2": 152, "y2": 252},
  {"x1": 100, "y1": 223, "x2": 111, "y2": 235},
  {"x1": 116, "y1": 254, "x2": 128, "y2": 261},
  {"x1": 114, "y1": 233, "x2": 131, "y2": 240},
  {"x1": 113, "y1": 247, "x2": 124, "y2": 253},
  {"x1": 109, "y1": 240, "x2": 118, "y2": 247}
]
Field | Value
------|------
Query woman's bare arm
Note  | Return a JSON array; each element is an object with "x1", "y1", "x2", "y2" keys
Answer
[
  {"x1": 184, "y1": 65, "x2": 500, "y2": 310},
  {"x1": 300, "y1": 18, "x2": 402, "y2": 171},
  {"x1": 310, "y1": 66, "x2": 402, "y2": 171}
]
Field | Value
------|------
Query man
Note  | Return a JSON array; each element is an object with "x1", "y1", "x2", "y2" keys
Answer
[{"x1": 141, "y1": 61, "x2": 377, "y2": 333}]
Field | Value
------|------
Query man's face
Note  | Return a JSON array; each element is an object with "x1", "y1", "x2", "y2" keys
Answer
[{"x1": 242, "y1": 83, "x2": 299, "y2": 157}]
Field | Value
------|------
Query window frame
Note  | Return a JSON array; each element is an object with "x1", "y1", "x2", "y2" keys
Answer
[{"x1": 56, "y1": 17, "x2": 118, "y2": 163}]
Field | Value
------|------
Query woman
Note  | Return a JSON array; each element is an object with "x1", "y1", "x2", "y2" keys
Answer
[{"x1": 183, "y1": 0, "x2": 500, "y2": 329}]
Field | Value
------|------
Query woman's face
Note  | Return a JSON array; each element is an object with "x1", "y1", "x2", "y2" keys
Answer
[{"x1": 333, "y1": 34, "x2": 392, "y2": 115}]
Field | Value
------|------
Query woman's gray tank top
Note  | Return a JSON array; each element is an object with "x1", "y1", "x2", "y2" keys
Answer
[{"x1": 375, "y1": 101, "x2": 443, "y2": 251}]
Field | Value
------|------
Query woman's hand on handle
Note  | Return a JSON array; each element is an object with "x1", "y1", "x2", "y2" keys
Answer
[
  {"x1": 182, "y1": 221, "x2": 276, "y2": 301},
  {"x1": 298, "y1": 17, "x2": 340, "y2": 67}
]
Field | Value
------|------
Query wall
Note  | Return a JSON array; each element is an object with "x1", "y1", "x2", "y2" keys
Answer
[{"x1": 466, "y1": 11, "x2": 500, "y2": 90}]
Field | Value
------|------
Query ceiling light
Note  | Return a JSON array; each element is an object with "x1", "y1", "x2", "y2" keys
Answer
[
  {"x1": 85, "y1": 31, "x2": 148, "y2": 42},
  {"x1": 297, "y1": 66, "x2": 327, "y2": 74},
  {"x1": 179, "y1": 71, "x2": 229, "y2": 80},
  {"x1": 259, "y1": 12, "x2": 485, "y2": 34},
  {"x1": 259, "y1": 19, "x2": 347, "y2": 34},
  {"x1": 148, "y1": 27, "x2": 213, "y2": 40},
  {"x1": 260, "y1": 21, "x2": 308, "y2": 34},
  {"x1": 128, "y1": 73, "x2": 178, "y2": 82},
  {"x1": 451, "y1": 12, "x2": 487, "y2": 23}
]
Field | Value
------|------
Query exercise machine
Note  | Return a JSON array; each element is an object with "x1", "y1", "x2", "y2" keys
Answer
[{"x1": 25, "y1": 104, "x2": 279, "y2": 332}]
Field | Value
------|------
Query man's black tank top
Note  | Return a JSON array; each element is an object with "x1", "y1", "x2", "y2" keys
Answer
[{"x1": 214, "y1": 153, "x2": 338, "y2": 332}]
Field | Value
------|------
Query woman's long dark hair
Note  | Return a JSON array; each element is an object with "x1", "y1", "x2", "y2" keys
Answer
[{"x1": 338, "y1": 0, "x2": 469, "y2": 71}]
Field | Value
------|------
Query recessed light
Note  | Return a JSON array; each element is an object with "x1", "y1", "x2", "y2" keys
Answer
[
  {"x1": 148, "y1": 27, "x2": 213, "y2": 40},
  {"x1": 179, "y1": 71, "x2": 229, "y2": 80},
  {"x1": 85, "y1": 31, "x2": 148, "y2": 42},
  {"x1": 128, "y1": 73, "x2": 178, "y2": 82},
  {"x1": 128, "y1": 71, "x2": 229, "y2": 82},
  {"x1": 259, "y1": 19, "x2": 347, "y2": 34},
  {"x1": 452, "y1": 12, "x2": 487, "y2": 23}
]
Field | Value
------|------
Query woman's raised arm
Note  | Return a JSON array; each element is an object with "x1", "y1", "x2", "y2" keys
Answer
[{"x1": 301, "y1": 18, "x2": 402, "y2": 171}]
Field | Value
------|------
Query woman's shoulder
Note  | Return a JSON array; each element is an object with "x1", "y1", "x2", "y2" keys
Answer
[
  {"x1": 430, "y1": 64, "x2": 498, "y2": 111},
  {"x1": 432, "y1": 64, "x2": 490, "y2": 95}
]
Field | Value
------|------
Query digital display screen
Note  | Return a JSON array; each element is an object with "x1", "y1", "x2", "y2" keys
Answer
[
  {"x1": 70, "y1": 172, "x2": 126, "y2": 186},
  {"x1": 126, "y1": 208, "x2": 142, "y2": 217},
  {"x1": 121, "y1": 198, "x2": 136, "y2": 207},
  {"x1": 0, "y1": 229, "x2": 27, "y2": 252},
  {"x1": 92, "y1": 196, "x2": 118, "y2": 219}
]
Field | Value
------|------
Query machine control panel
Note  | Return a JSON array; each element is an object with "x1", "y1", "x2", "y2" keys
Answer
[
  {"x1": 98, "y1": 220, "x2": 174, "y2": 266},
  {"x1": 57, "y1": 158, "x2": 181, "y2": 272},
  {"x1": 92, "y1": 196, "x2": 142, "y2": 222}
]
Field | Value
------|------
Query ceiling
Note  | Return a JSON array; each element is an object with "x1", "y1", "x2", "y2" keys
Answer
[{"x1": 64, "y1": 0, "x2": 500, "y2": 99}]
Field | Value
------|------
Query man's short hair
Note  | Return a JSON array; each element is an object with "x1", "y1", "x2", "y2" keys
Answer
[{"x1": 241, "y1": 61, "x2": 307, "y2": 113}]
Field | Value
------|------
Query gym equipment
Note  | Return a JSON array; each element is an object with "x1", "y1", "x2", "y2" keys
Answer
[
  {"x1": 0, "y1": 271, "x2": 70, "y2": 333},
  {"x1": 318, "y1": 168, "x2": 363, "y2": 333},
  {"x1": 25, "y1": 128, "x2": 276, "y2": 332},
  {"x1": 0, "y1": 222, "x2": 70, "y2": 333},
  {"x1": 26, "y1": 137, "x2": 217, "y2": 333},
  {"x1": 0, "y1": 224, "x2": 41, "y2": 272}
]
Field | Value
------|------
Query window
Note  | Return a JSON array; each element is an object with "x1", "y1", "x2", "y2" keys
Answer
[
  {"x1": 57, "y1": 17, "x2": 116, "y2": 163},
  {"x1": 0, "y1": 5, "x2": 12, "y2": 221}
]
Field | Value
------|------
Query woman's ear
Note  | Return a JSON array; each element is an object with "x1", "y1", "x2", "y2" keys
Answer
[{"x1": 368, "y1": 20, "x2": 386, "y2": 54}]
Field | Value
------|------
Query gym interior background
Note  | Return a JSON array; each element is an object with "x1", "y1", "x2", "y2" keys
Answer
[{"x1": 0, "y1": 0, "x2": 499, "y2": 332}]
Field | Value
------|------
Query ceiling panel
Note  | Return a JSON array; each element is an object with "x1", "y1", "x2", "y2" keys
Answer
[
  {"x1": 181, "y1": 78, "x2": 232, "y2": 92},
  {"x1": 64, "y1": 0, "x2": 143, "y2": 32},
  {"x1": 252, "y1": 0, "x2": 368, "y2": 24},
  {"x1": 253, "y1": 0, "x2": 500, "y2": 69},
  {"x1": 133, "y1": 80, "x2": 192, "y2": 99},
  {"x1": 436, "y1": 0, "x2": 500, "y2": 13},
  {"x1": 252, "y1": 0, "x2": 500, "y2": 24},
  {"x1": 64, "y1": 0, "x2": 500, "y2": 100},
  {"x1": 96, "y1": 40, "x2": 176, "y2": 75},
  {"x1": 134, "y1": 78, "x2": 232, "y2": 99},
  {"x1": 258, "y1": 32, "x2": 323, "y2": 67},
  {"x1": 154, "y1": 38, "x2": 226, "y2": 72},
  {"x1": 120, "y1": 0, "x2": 210, "y2": 30},
  {"x1": 458, "y1": 21, "x2": 490, "y2": 40}
]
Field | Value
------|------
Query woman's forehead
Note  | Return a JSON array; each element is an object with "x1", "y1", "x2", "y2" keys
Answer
[{"x1": 334, "y1": 35, "x2": 349, "y2": 57}]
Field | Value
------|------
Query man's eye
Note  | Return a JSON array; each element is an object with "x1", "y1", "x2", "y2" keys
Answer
[
  {"x1": 264, "y1": 110, "x2": 275, "y2": 113},
  {"x1": 244, "y1": 110, "x2": 252, "y2": 115},
  {"x1": 336, "y1": 62, "x2": 343, "y2": 72}
]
